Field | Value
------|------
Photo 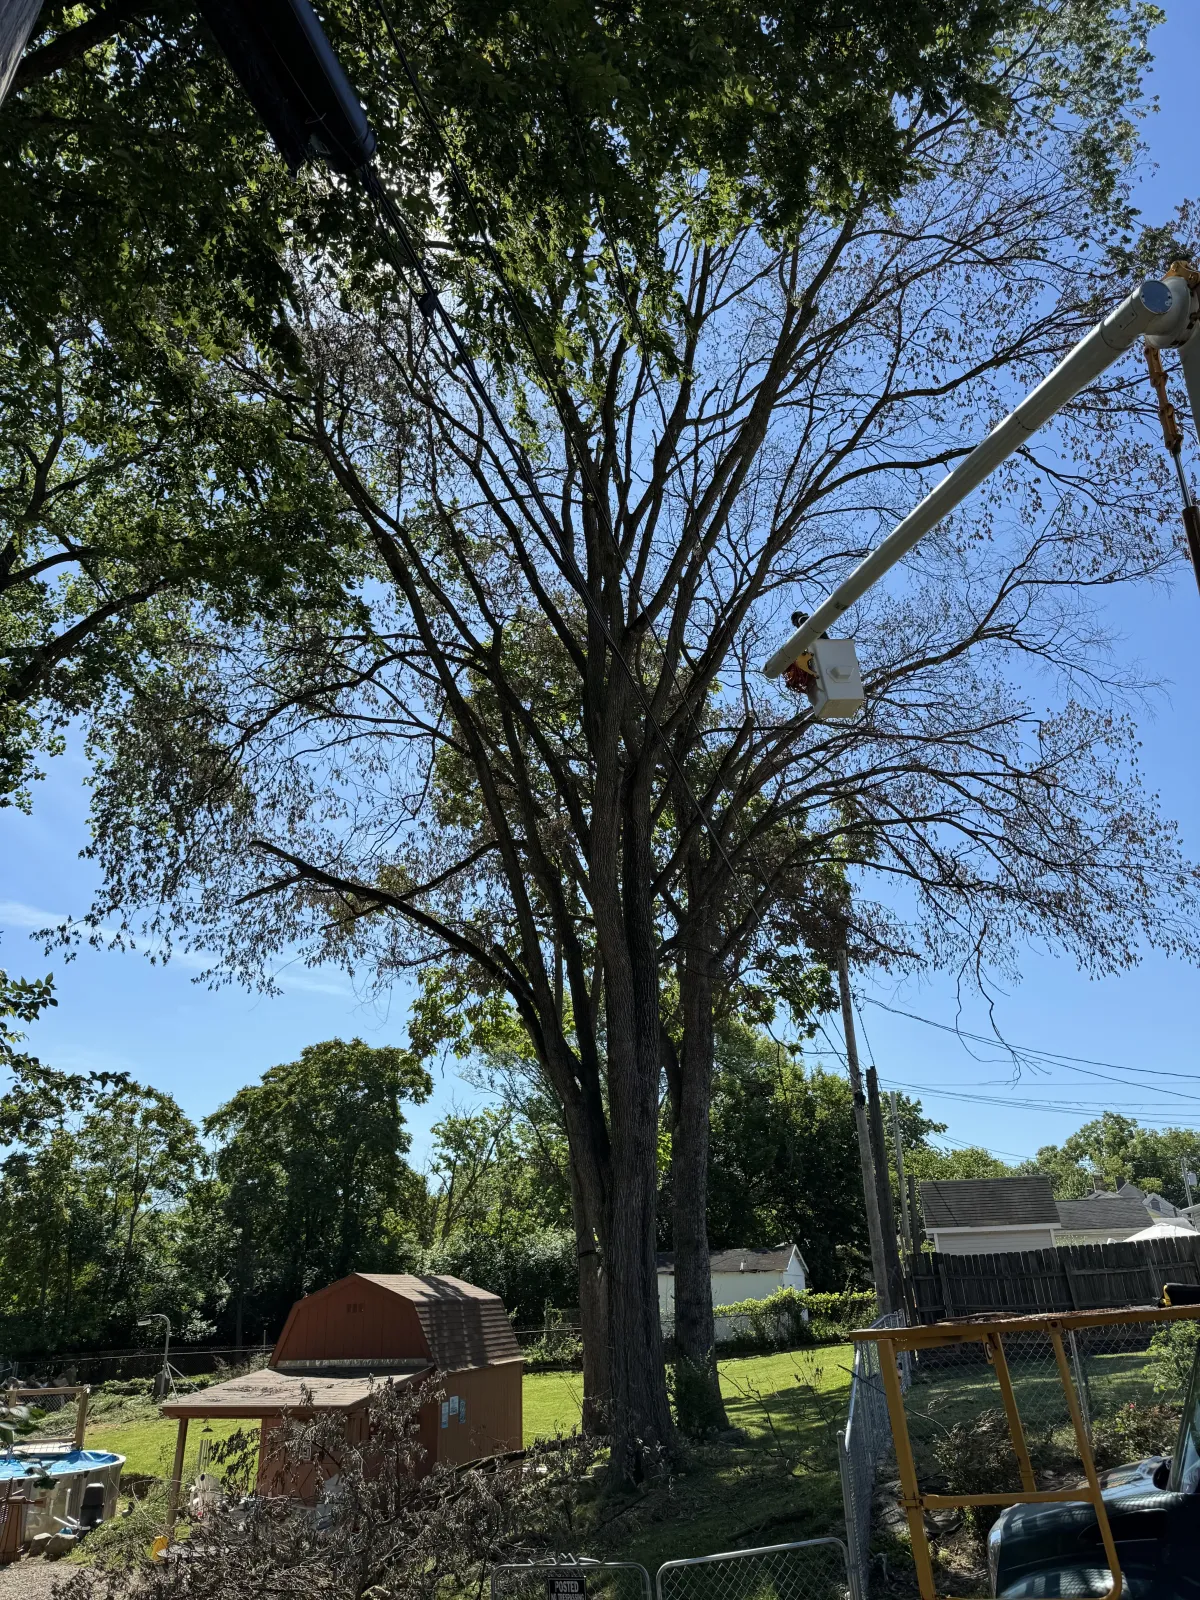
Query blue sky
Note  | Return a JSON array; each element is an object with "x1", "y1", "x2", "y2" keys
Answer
[{"x1": 5, "y1": 5, "x2": 1200, "y2": 1169}]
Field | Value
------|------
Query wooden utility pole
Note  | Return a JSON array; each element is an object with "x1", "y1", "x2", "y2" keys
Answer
[
  {"x1": 837, "y1": 944, "x2": 891, "y2": 1311},
  {"x1": 890, "y1": 1090, "x2": 914, "y2": 1258},
  {"x1": 867, "y1": 1066, "x2": 906, "y2": 1313}
]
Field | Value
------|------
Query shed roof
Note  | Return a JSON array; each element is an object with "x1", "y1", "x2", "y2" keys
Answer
[
  {"x1": 1056, "y1": 1194, "x2": 1153, "y2": 1234},
  {"x1": 162, "y1": 1368, "x2": 378, "y2": 1419},
  {"x1": 273, "y1": 1273, "x2": 521, "y2": 1374},
  {"x1": 919, "y1": 1177, "x2": 1059, "y2": 1230},
  {"x1": 656, "y1": 1244, "x2": 805, "y2": 1274}
]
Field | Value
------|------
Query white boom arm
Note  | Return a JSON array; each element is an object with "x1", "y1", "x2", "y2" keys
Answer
[{"x1": 764, "y1": 274, "x2": 1198, "y2": 676}]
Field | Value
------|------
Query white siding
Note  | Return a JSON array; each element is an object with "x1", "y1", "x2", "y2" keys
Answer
[
  {"x1": 659, "y1": 1249, "x2": 808, "y2": 1340},
  {"x1": 932, "y1": 1227, "x2": 1057, "y2": 1256}
]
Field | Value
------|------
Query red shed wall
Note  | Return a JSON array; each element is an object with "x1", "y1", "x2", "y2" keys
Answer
[
  {"x1": 257, "y1": 1407, "x2": 371, "y2": 1502},
  {"x1": 420, "y1": 1359, "x2": 523, "y2": 1467},
  {"x1": 273, "y1": 1276, "x2": 432, "y2": 1365}
]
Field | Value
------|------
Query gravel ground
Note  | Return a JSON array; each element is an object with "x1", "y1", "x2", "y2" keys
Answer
[{"x1": 0, "y1": 1560, "x2": 95, "y2": 1598}]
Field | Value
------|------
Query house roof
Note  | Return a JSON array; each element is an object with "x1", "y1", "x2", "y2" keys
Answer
[
  {"x1": 162, "y1": 1367, "x2": 380, "y2": 1419},
  {"x1": 352, "y1": 1274, "x2": 521, "y2": 1371},
  {"x1": 656, "y1": 1245, "x2": 805, "y2": 1274},
  {"x1": 1055, "y1": 1194, "x2": 1153, "y2": 1234},
  {"x1": 919, "y1": 1177, "x2": 1059, "y2": 1230}
]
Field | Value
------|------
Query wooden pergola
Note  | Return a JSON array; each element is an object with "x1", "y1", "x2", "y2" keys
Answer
[{"x1": 161, "y1": 1367, "x2": 373, "y2": 1535}]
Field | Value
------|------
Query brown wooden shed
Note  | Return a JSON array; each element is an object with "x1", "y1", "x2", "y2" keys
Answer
[
  {"x1": 270, "y1": 1271, "x2": 523, "y2": 1468},
  {"x1": 160, "y1": 1272, "x2": 522, "y2": 1532}
]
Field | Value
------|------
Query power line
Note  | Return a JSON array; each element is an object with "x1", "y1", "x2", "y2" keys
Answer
[{"x1": 864, "y1": 997, "x2": 1200, "y2": 1083}]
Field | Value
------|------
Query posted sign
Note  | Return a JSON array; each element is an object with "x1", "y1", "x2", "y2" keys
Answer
[{"x1": 546, "y1": 1577, "x2": 586, "y2": 1600}]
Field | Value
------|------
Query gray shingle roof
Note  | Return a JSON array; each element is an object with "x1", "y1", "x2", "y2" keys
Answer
[
  {"x1": 657, "y1": 1245, "x2": 800, "y2": 1274},
  {"x1": 919, "y1": 1177, "x2": 1059, "y2": 1229},
  {"x1": 1055, "y1": 1195, "x2": 1152, "y2": 1233}
]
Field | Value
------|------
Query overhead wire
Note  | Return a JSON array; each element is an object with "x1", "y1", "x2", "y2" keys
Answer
[{"x1": 864, "y1": 997, "x2": 1200, "y2": 1082}]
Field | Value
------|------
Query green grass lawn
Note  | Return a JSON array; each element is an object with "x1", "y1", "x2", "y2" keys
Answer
[{"x1": 86, "y1": 1415, "x2": 254, "y2": 1479}]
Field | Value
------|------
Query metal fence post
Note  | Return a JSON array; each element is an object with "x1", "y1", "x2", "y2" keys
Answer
[{"x1": 1067, "y1": 1330, "x2": 1091, "y2": 1446}]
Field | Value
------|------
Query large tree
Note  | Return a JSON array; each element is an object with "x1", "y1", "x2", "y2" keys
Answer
[
  {"x1": 25, "y1": 0, "x2": 1200, "y2": 1470},
  {"x1": 205, "y1": 1038, "x2": 431, "y2": 1337}
]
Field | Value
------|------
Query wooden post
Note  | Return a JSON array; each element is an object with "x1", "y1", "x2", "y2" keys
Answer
[
  {"x1": 73, "y1": 1387, "x2": 89, "y2": 1452},
  {"x1": 890, "y1": 1091, "x2": 914, "y2": 1258},
  {"x1": 165, "y1": 1417, "x2": 188, "y2": 1540},
  {"x1": 838, "y1": 945, "x2": 890, "y2": 1310},
  {"x1": 868, "y1": 1066, "x2": 907, "y2": 1313}
]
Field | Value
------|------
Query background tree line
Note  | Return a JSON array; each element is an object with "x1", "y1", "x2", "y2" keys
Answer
[{"x1": 3, "y1": 965, "x2": 1192, "y2": 1362}]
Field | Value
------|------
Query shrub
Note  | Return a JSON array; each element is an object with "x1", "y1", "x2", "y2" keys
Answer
[
  {"x1": 1092, "y1": 1401, "x2": 1181, "y2": 1468},
  {"x1": 930, "y1": 1410, "x2": 1021, "y2": 1537},
  {"x1": 1149, "y1": 1319, "x2": 1200, "y2": 1400},
  {"x1": 520, "y1": 1330, "x2": 583, "y2": 1372},
  {"x1": 711, "y1": 1287, "x2": 876, "y2": 1350}
]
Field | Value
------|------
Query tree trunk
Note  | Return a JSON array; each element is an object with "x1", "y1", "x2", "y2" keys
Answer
[
  {"x1": 568, "y1": 1158, "x2": 610, "y2": 1434},
  {"x1": 0, "y1": 0, "x2": 40, "y2": 105},
  {"x1": 595, "y1": 774, "x2": 675, "y2": 1479},
  {"x1": 669, "y1": 918, "x2": 728, "y2": 1436}
]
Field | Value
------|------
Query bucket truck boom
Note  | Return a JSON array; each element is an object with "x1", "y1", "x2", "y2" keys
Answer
[{"x1": 764, "y1": 268, "x2": 1200, "y2": 686}]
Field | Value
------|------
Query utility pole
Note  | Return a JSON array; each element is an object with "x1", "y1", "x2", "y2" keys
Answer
[
  {"x1": 1182, "y1": 1156, "x2": 1197, "y2": 1210},
  {"x1": 837, "y1": 944, "x2": 891, "y2": 1312},
  {"x1": 890, "y1": 1090, "x2": 914, "y2": 1258},
  {"x1": 867, "y1": 1067, "x2": 907, "y2": 1314}
]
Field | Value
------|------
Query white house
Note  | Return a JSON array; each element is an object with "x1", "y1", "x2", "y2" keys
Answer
[
  {"x1": 920, "y1": 1178, "x2": 1200, "y2": 1254},
  {"x1": 657, "y1": 1244, "x2": 808, "y2": 1338},
  {"x1": 918, "y1": 1177, "x2": 1062, "y2": 1255}
]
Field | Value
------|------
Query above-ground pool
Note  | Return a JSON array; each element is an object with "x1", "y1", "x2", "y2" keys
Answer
[{"x1": 5, "y1": 1447, "x2": 124, "y2": 1538}]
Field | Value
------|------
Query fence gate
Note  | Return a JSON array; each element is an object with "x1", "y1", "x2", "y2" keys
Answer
[
  {"x1": 492, "y1": 1558, "x2": 653, "y2": 1600},
  {"x1": 656, "y1": 1539, "x2": 852, "y2": 1600}
]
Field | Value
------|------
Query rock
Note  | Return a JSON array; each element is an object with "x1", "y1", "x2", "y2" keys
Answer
[
  {"x1": 44, "y1": 1530, "x2": 77, "y2": 1559},
  {"x1": 27, "y1": 1532, "x2": 51, "y2": 1558}
]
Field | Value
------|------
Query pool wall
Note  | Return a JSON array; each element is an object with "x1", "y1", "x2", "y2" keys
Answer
[{"x1": 12, "y1": 1447, "x2": 124, "y2": 1538}]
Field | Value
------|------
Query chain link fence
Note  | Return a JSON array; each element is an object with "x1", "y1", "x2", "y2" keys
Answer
[
  {"x1": 895, "y1": 1314, "x2": 1191, "y2": 1496},
  {"x1": 836, "y1": 1311, "x2": 906, "y2": 1600},
  {"x1": 657, "y1": 1538, "x2": 851, "y2": 1600},
  {"x1": 852, "y1": 1315, "x2": 1196, "y2": 1597},
  {"x1": 492, "y1": 1558, "x2": 653, "y2": 1600}
]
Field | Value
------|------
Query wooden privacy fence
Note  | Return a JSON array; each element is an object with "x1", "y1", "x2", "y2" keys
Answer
[{"x1": 911, "y1": 1235, "x2": 1200, "y2": 1320}]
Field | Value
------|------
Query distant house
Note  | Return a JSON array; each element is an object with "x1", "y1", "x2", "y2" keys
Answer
[
  {"x1": 1055, "y1": 1192, "x2": 1156, "y2": 1244},
  {"x1": 919, "y1": 1177, "x2": 1200, "y2": 1254},
  {"x1": 918, "y1": 1177, "x2": 1061, "y2": 1255},
  {"x1": 1057, "y1": 1187, "x2": 1198, "y2": 1244},
  {"x1": 657, "y1": 1244, "x2": 808, "y2": 1336}
]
